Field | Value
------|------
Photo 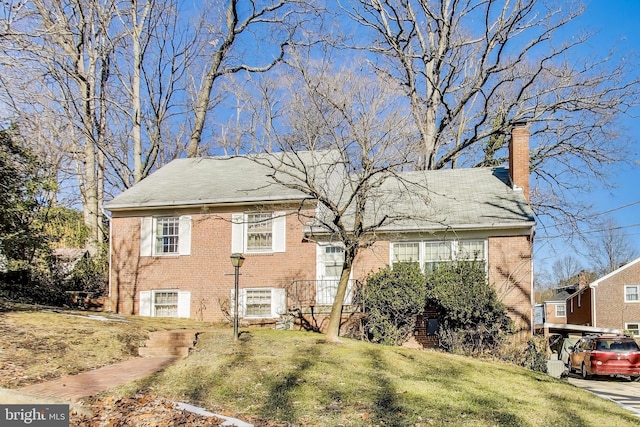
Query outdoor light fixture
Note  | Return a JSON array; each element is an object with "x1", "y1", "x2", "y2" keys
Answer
[
  {"x1": 230, "y1": 253, "x2": 245, "y2": 341},
  {"x1": 230, "y1": 252, "x2": 245, "y2": 268}
]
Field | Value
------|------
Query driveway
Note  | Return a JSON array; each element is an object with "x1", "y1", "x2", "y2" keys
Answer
[{"x1": 567, "y1": 374, "x2": 640, "y2": 417}]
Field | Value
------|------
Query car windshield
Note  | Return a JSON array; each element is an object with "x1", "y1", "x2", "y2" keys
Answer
[{"x1": 598, "y1": 340, "x2": 640, "y2": 352}]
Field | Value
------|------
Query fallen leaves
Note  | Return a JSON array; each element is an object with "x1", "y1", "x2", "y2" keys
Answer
[{"x1": 70, "y1": 394, "x2": 225, "y2": 426}]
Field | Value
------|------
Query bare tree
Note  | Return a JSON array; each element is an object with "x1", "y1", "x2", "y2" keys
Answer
[
  {"x1": 0, "y1": 0, "x2": 122, "y2": 253},
  {"x1": 341, "y1": 0, "x2": 640, "y2": 230},
  {"x1": 585, "y1": 218, "x2": 638, "y2": 275},
  {"x1": 185, "y1": 0, "x2": 314, "y2": 157},
  {"x1": 552, "y1": 255, "x2": 584, "y2": 287},
  {"x1": 107, "y1": 0, "x2": 198, "y2": 189},
  {"x1": 240, "y1": 57, "x2": 423, "y2": 341}
]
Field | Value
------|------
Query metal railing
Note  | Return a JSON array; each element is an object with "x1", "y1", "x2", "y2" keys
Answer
[{"x1": 287, "y1": 279, "x2": 363, "y2": 311}]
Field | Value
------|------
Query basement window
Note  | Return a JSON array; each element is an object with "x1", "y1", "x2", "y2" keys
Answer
[
  {"x1": 626, "y1": 323, "x2": 640, "y2": 337},
  {"x1": 625, "y1": 285, "x2": 640, "y2": 303}
]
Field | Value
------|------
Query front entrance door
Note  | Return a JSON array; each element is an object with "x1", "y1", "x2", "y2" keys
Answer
[{"x1": 316, "y1": 244, "x2": 351, "y2": 305}]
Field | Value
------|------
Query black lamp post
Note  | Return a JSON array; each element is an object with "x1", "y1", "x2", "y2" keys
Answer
[{"x1": 230, "y1": 253, "x2": 245, "y2": 341}]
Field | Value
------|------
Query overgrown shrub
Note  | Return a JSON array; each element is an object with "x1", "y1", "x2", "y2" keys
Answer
[
  {"x1": 426, "y1": 260, "x2": 512, "y2": 355},
  {"x1": 362, "y1": 263, "x2": 426, "y2": 345},
  {"x1": 64, "y1": 255, "x2": 108, "y2": 295},
  {"x1": 0, "y1": 253, "x2": 107, "y2": 307},
  {"x1": 0, "y1": 266, "x2": 68, "y2": 306},
  {"x1": 498, "y1": 337, "x2": 548, "y2": 373}
]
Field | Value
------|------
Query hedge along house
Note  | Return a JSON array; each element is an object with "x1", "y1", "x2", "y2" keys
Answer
[{"x1": 106, "y1": 125, "x2": 535, "y2": 338}]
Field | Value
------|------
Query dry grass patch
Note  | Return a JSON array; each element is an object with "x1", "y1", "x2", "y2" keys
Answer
[
  {"x1": 113, "y1": 329, "x2": 640, "y2": 426},
  {"x1": 0, "y1": 303, "x2": 212, "y2": 388}
]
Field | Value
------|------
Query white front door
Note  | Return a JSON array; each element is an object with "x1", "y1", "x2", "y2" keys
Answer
[{"x1": 316, "y1": 244, "x2": 351, "y2": 305}]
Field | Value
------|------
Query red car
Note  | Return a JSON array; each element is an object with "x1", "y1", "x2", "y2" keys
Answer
[{"x1": 568, "y1": 334, "x2": 640, "y2": 380}]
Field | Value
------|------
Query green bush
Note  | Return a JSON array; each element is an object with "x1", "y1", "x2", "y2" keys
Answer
[
  {"x1": 0, "y1": 266, "x2": 68, "y2": 306},
  {"x1": 426, "y1": 260, "x2": 512, "y2": 355},
  {"x1": 64, "y1": 255, "x2": 108, "y2": 295},
  {"x1": 0, "y1": 253, "x2": 107, "y2": 307},
  {"x1": 362, "y1": 263, "x2": 426, "y2": 345}
]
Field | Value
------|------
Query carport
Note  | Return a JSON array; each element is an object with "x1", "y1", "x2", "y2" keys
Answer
[{"x1": 536, "y1": 323, "x2": 623, "y2": 375}]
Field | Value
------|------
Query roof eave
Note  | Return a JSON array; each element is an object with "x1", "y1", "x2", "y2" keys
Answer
[
  {"x1": 106, "y1": 195, "x2": 310, "y2": 212},
  {"x1": 589, "y1": 256, "x2": 640, "y2": 288},
  {"x1": 303, "y1": 221, "x2": 536, "y2": 236}
]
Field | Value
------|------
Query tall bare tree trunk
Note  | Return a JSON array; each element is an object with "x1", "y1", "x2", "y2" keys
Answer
[
  {"x1": 130, "y1": 0, "x2": 151, "y2": 182},
  {"x1": 325, "y1": 246, "x2": 357, "y2": 342}
]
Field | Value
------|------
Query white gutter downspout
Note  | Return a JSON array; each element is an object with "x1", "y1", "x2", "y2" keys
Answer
[
  {"x1": 529, "y1": 225, "x2": 536, "y2": 335},
  {"x1": 103, "y1": 208, "x2": 113, "y2": 299},
  {"x1": 592, "y1": 285, "x2": 597, "y2": 327}
]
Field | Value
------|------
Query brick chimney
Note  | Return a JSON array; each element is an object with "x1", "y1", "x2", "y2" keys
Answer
[{"x1": 509, "y1": 122, "x2": 530, "y2": 202}]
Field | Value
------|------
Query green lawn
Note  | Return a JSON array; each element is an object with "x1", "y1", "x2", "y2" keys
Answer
[{"x1": 113, "y1": 329, "x2": 639, "y2": 426}]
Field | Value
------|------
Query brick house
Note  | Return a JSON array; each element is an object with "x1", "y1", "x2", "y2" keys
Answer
[
  {"x1": 566, "y1": 257, "x2": 640, "y2": 335},
  {"x1": 106, "y1": 125, "x2": 535, "y2": 337},
  {"x1": 542, "y1": 290, "x2": 572, "y2": 324}
]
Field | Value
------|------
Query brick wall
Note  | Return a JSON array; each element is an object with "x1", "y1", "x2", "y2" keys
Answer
[
  {"x1": 509, "y1": 124, "x2": 530, "y2": 201},
  {"x1": 488, "y1": 235, "x2": 533, "y2": 332},
  {"x1": 110, "y1": 206, "x2": 317, "y2": 322},
  {"x1": 545, "y1": 303, "x2": 567, "y2": 324},
  {"x1": 593, "y1": 260, "x2": 640, "y2": 330},
  {"x1": 110, "y1": 208, "x2": 534, "y2": 335}
]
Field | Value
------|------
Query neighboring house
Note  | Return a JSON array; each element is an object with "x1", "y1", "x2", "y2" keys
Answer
[
  {"x1": 567, "y1": 257, "x2": 640, "y2": 336},
  {"x1": 51, "y1": 248, "x2": 89, "y2": 276},
  {"x1": 105, "y1": 125, "x2": 535, "y2": 338},
  {"x1": 542, "y1": 290, "x2": 571, "y2": 324}
]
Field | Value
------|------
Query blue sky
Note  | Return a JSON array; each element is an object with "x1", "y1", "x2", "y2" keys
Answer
[{"x1": 534, "y1": 0, "x2": 640, "y2": 275}]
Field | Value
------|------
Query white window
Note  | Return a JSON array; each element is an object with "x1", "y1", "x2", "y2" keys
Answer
[
  {"x1": 625, "y1": 285, "x2": 640, "y2": 303},
  {"x1": 231, "y1": 288, "x2": 286, "y2": 318},
  {"x1": 154, "y1": 291, "x2": 178, "y2": 317},
  {"x1": 231, "y1": 212, "x2": 286, "y2": 253},
  {"x1": 140, "y1": 216, "x2": 191, "y2": 256},
  {"x1": 392, "y1": 242, "x2": 420, "y2": 265},
  {"x1": 246, "y1": 289, "x2": 273, "y2": 317},
  {"x1": 246, "y1": 213, "x2": 273, "y2": 251},
  {"x1": 424, "y1": 241, "x2": 453, "y2": 271},
  {"x1": 555, "y1": 304, "x2": 566, "y2": 318},
  {"x1": 139, "y1": 290, "x2": 190, "y2": 318},
  {"x1": 458, "y1": 240, "x2": 486, "y2": 262},
  {"x1": 155, "y1": 217, "x2": 179, "y2": 254},
  {"x1": 626, "y1": 323, "x2": 640, "y2": 337},
  {"x1": 323, "y1": 246, "x2": 345, "y2": 278},
  {"x1": 391, "y1": 239, "x2": 487, "y2": 272},
  {"x1": 316, "y1": 244, "x2": 352, "y2": 305}
]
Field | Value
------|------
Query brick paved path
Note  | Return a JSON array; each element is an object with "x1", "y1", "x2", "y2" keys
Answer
[{"x1": 18, "y1": 356, "x2": 178, "y2": 400}]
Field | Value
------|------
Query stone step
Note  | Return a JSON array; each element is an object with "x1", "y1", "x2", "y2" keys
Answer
[{"x1": 138, "y1": 329, "x2": 199, "y2": 359}]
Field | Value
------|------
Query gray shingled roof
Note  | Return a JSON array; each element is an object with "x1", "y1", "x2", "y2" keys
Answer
[
  {"x1": 106, "y1": 151, "x2": 534, "y2": 232},
  {"x1": 106, "y1": 151, "x2": 336, "y2": 209},
  {"x1": 377, "y1": 167, "x2": 533, "y2": 230},
  {"x1": 545, "y1": 291, "x2": 572, "y2": 303}
]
